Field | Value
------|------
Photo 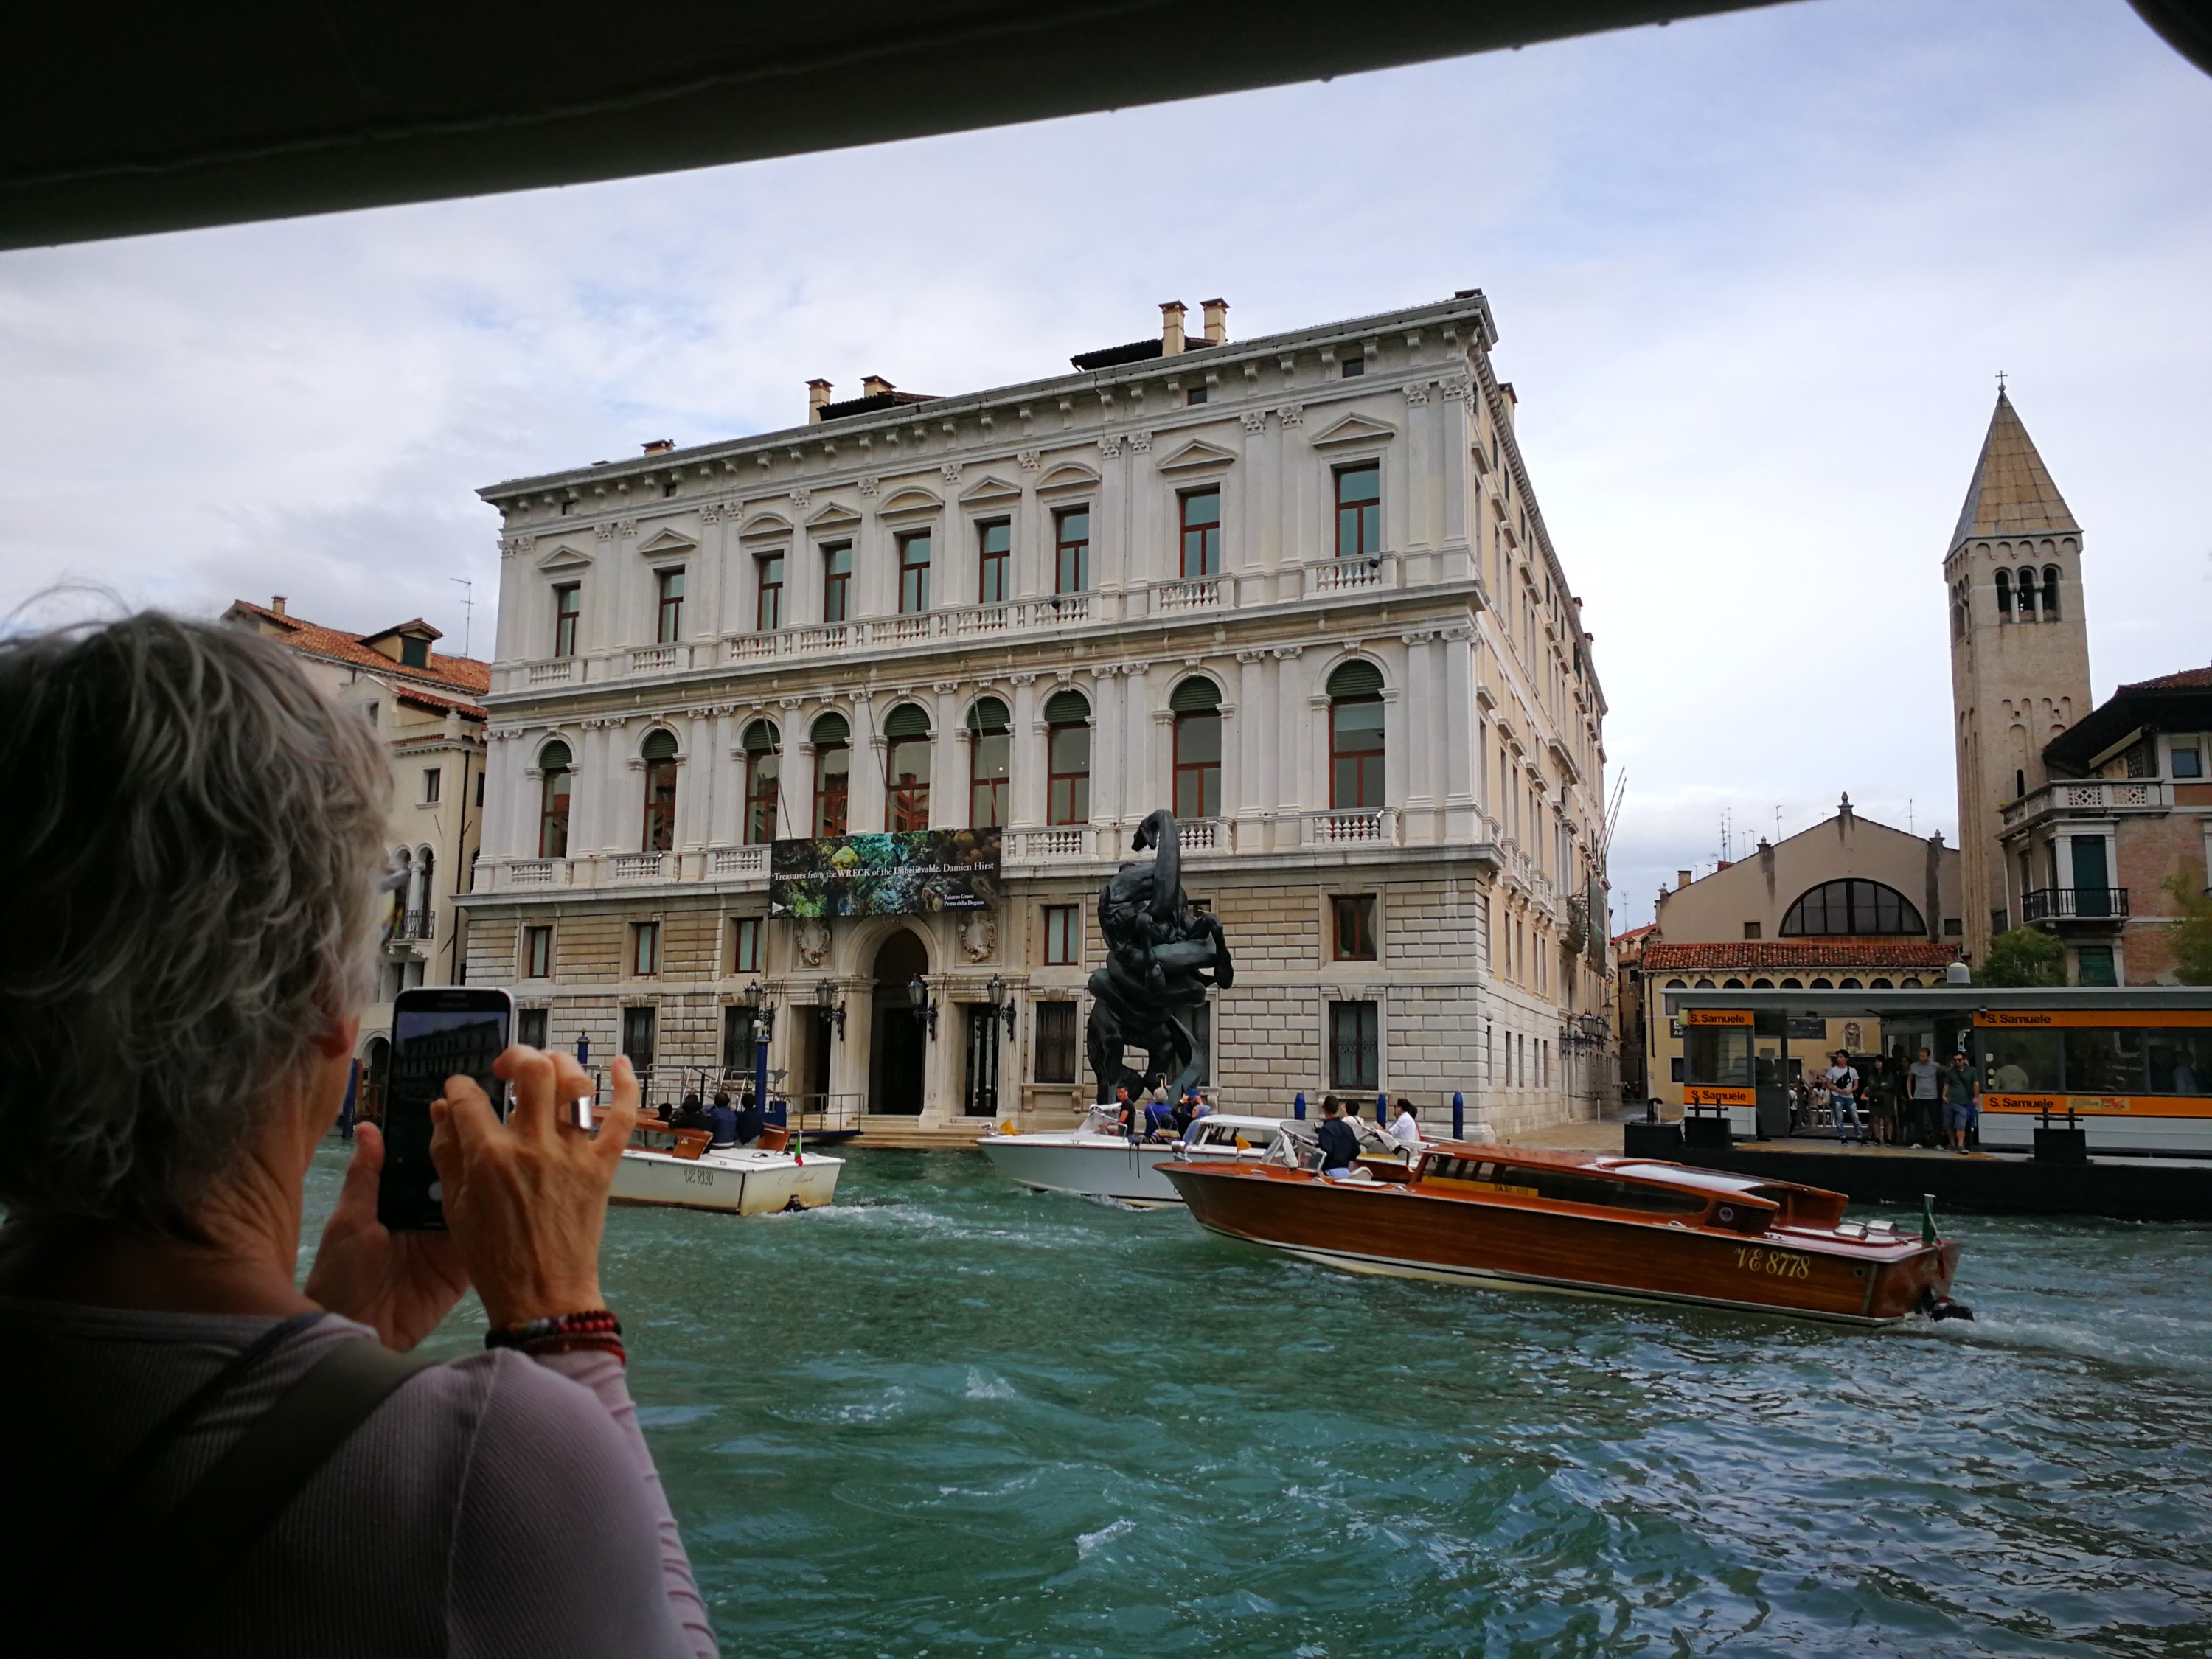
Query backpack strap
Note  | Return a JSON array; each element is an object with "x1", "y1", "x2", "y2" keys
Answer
[{"x1": 121, "y1": 1336, "x2": 430, "y2": 1655}]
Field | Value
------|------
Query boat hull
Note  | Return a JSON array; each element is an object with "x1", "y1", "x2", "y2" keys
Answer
[
  {"x1": 1164, "y1": 1164, "x2": 1958, "y2": 1326},
  {"x1": 977, "y1": 1135, "x2": 1186, "y2": 1206},
  {"x1": 610, "y1": 1147, "x2": 842, "y2": 1214}
]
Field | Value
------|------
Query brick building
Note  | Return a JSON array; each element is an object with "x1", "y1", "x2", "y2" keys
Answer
[{"x1": 459, "y1": 293, "x2": 1613, "y2": 1135}]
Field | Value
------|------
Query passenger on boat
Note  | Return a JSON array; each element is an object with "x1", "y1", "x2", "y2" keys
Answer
[
  {"x1": 0, "y1": 613, "x2": 714, "y2": 1658},
  {"x1": 1315, "y1": 1096, "x2": 1362, "y2": 1177},
  {"x1": 1185, "y1": 1090, "x2": 1214, "y2": 1123},
  {"x1": 734, "y1": 1092, "x2": 764, "y2": 1146},
  {"x1": 1388, "y1": 1099, "x2": 1422, "y2": 1150},
  {"x1": 1144, "y1": 1093, "x2": 1179, "y2": 1141},
  {"x1": 705, "y1": 1092, "x2": 737, "y2": 1146},
  {"x1": 672, "y1": 1093, "x2": 711, "y2": 1133}
]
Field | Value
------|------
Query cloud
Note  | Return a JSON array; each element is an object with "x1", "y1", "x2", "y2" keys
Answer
[{"x1": 0, "y1": 0, "x2": 2205, "y2": 928}]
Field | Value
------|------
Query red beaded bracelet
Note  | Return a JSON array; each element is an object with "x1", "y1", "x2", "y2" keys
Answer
[{"x1": 485, "y1": 1309, "x2": 622, "y2": 1351}]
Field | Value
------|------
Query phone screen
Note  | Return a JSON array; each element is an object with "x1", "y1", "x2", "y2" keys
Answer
[{"x1": 377, "y1": 989, "x2": 512, "y2": 1231}]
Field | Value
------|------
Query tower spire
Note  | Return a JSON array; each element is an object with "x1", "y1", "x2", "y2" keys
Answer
[{"x1": 1950, "y1": 386, "x2": 2079, "y2": 554}]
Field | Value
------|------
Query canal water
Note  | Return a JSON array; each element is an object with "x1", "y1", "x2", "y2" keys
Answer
[{"x1": 307, "y1": 1146, "x2": 2212, "y2": 1657}]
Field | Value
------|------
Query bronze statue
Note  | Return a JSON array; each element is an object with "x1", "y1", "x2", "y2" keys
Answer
[{"x1": 1086, "y1": 809, "x2": 1234, "y2": 1102}]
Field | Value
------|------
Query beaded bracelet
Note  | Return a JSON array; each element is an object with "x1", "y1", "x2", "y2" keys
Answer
[{"x1": 485, "y1": 1309, "x2": 622, "y2": 1352}]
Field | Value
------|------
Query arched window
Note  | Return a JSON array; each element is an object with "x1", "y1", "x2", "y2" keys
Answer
[
  {"x1": 1870, "y1": 977, "x2": 1893, "y2": 989},
  {"x1": 967, "y1": 698, "x2": 1010, "y2": 828},
  {"x1": 1900, "y1": 977, "x2": 1923, "y2": 988},
  {"x1": 1839, "y1": 977, "x2": 1863, "y2": 990},
  {"x1": 1780, "y1": 880, "x2": 1926, "y2": 936},
  {"x1": 641, "y1": 729, "x2": 679, "y2": 852},
  {"x1": 1810, "y1": 977, "x2": 1834, "y2": 990},
  {"x1": 1171, "y1": 677, "x2": 1222, "y2": 820},
  {"x1": 1723, "y1": 978, "x2": 1745, "y2": 989},
  {"x1": 741, "y1": 721, "x2": 779, "y2": 845},
  {"x1": 810, "y1": 713, "x2": 849, "y2": 837},
  {"x1": 885, "y1": 703, "x2": 932, "y2": 832},
  {"x1": 1664, "y1": 978, "x2": 1687, "y2": 990},
  {"x1": 1779, "y1": 978, "x2": 1803, "y2": 990},
  {"x1": 1327, "y1": 660, "x2": 1385, "y2": 810},
  {"x1": 1044, "y1": 689, "x2": 1091, "y2": 826},
  {"x1": 1694, "y1": 978, "x2": 1715, "y2": 990},
  {"x1": 537, "y1": 741, "x2": 571, "y2": 858},
  {"x1": 1752, "y1": 978, "x2": 1774, "y2": 989},
  {"x1": 1995, "y1": 568, "x2": 2013, "y2": 619},
  {"x1": 2042, "y1": 565, "x2": 2061, "y2": 620},
  {"x1": 2015, "y1": 566, "x2": 2037, "y2": 620}
]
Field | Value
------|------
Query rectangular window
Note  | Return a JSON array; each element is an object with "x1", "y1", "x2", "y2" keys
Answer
[
  {"x1": 1335, "y1": 463, "x2": 1380, "y2": 559},
  {"x1": 745, "y1": 749, "x2": 779, "y2": 845},
  {"x1": 517, "y1": 1006, "x2": 548, "y2": 1049},
  {"x1": 731, "y1": 916, "x2": 763, "y2": 974},
  {"x1": 1055, "y1": 509, "x2": 1091, "y2": 595},
  {"x1": 632, "y1": 921, "x2": 660, "y2": 977},
  {"x1": 898, "y1": 531, "x2": 932, "y2": 614},
  {"x1": 1332, "y1": 895, "x2": 1377, "y2": 961},
  {"x1": 722, "y1": 1005, "x2": 758, "y2": 1071},
  {"x1": 1048, "y1": 720, "x2": 1091, "y2": 826},
  {"x1": 1043, "y1": 905, "x2": 1079, "y2": 965},
  {"x1": 622, "y1": 1006, "x2": 657, "y2": 1072},
  {"x1": 642, "y1": 757, "x2": 677, "y2": 853},
  {"x1": 1186, "y1": 386, "x2": 1208, "y2": 406},
  {"x1": 1743, "y1": 922, "x2": 1762, "y2": 940},
  {"x1": 1035, "y1": 1001, "x2": 1077, "y2": 1084},
  {"x1": 820, "y1": 543, "x2": 849, "y2": 624},
  {"x1": 2174, "y1": 746, "x2": 2204, "y2": 779},
  {"x1": 757, "y1": 554, "x2": 785, "y2": 632},
  {"x1": 1179, "y1": 490, "x2": 1221, "y2": 579},
  {"x1": 552, "y1": 583, "x2": 580, "y2": 658},
  {"x1": 977, "y1": 521, "x2": 1010, "y2": 605},
  {"x1": 814, "y1": 744, "x2": 850, "y2": 838},
  {"x1": 1172, "y1": 709, "x2": 1221, "y2": 821},
  {"x1": 2073, "y1": 946, "x2": 2118, "y2": 989},
  {"x1": 655, "y1": 567, "x2": 685, "y2": 644},
  {"x1": 475, "y1": 771, "x2": 485, "y2": 809},
  {"x1": 1341, "y1": 356, "x2": 1366, "y2": 378},
  {"x1": 422, "y1": 767, "x2": 442, "y2": 804},
  {"x1": 888, "y1": 736, "x2": 931, "y2": 832},
  {"x1": 1669, "y1": 1056, "x2": 1685, "y2": 1083},
  {"x1": 523, "y1": 925, "x2": 552, "y2": 979},
  {"x1": 1329, "y1": 1001, "x2": 1380, "y2": 1090}
]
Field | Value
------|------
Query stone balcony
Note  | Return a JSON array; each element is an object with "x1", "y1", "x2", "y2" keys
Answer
[
  {"x1": 493, "y1": 552, "x2": 1445, "y2": 697},
  {"x1": 2000, "y1": 777, "x2": 2171, "y2": 830}
]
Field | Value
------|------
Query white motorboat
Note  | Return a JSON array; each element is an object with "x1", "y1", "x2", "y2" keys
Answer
[
  {"x1": 978, "y1": 1110, "x2": 1292, "y2": 1207},
  {"x1": 611, "y1": 1124, "x2": 842, "y2": 1215}
]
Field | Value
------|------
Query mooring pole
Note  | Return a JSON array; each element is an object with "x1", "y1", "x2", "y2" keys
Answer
[
  {"x1": 1294, "y1": 1091, "x2": 1307, "y2": 1121},
  {"x1": 1453, "y1": 1091, "x2": 1464, "y2": 1139}
]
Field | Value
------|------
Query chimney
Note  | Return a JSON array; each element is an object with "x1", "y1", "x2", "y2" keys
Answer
[
  {"x1": 807, "y1": 378, "x2": 834, "y2": 423},
  {"x1": 1160, "y1": 301, "x2": 1186, "y2": 355},
  {"x1": 271, "y1": 595, "x2": 287, "y2": 616},
  {"x1": 1498, "y1": 381, "x2": 1517, "y2": 428},
  {"x1": 1677, "y1": 869, "x2": 1692, "y2": 890},
  {"x1": 641, "y1": 439, "x2": 674, "y2": 453},
  {"x1": 1200, "y1": 297, "x2": 1229, "y2": 346},
  {"x1": 861, "y1": 375, "x2": 895, "y2": 398}
]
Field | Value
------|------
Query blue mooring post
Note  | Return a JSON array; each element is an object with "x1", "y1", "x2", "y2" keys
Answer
[
  {"x1": 1294, "y1": 1091, "x2": 1307, "y2": 1121},
  {"x1": 1377, "y1": 1092, "x2": 1388, "y2": 1125},
  {"x1": 768, "y1": 1096, "x2": 788, "y2": 1128},
  {"x1": 577, "y1": 1034, "x2": 589, "y2": 1067},
  {"x1": 339, "y1": 1060, "x2": 359, "y2": 1141},
  {"x1": 1453, "y1": 1091, "x2": 1465, "y2": 1139}
]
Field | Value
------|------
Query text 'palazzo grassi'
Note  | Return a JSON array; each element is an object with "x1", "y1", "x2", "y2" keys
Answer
[{"x1": 462, "y1": 293, "x2": 1613, "y2": 1136}]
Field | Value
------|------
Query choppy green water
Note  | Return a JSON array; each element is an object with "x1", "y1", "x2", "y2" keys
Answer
[{"x1": 307, "y1": 1146, "x2": 2212, "y2": 1657}]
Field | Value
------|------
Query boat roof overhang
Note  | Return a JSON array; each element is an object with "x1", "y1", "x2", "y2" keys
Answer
[{"x1": 1664, "y1": 987, "x2": 2212, "y2": 1018}]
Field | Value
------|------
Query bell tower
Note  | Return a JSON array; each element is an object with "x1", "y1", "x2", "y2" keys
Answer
[{"x1": 1944, "y1": 386, "x2": 2093, "y2": 964}]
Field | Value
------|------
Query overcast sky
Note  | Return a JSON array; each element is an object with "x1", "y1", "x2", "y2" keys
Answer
[{"x1": 1, "y1": 0, "x2": 2205, "y2": 925}]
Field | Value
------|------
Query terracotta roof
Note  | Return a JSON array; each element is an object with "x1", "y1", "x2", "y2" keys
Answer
[
  {"x1": 1612, "y1": 922, "x2": 1658, "y2": 947},
  {"x1": 2121, "y1": 665, "x2": 2212, "y2": 693},
  {"x1": 1644, "y1": 939, "x2": 1960, "y2": 973},
  {"x1": 1950, "y1": 389, "x2": 2078, "y2": 552},
  {"x1": 225, "y1": 599, "x2": 490, "y2": 696},
  {"x1": 395, "y1": 685, "x2": 487, "y2": 720}
]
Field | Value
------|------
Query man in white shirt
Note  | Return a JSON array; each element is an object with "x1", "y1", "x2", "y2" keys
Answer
[
  {"x1": 1826, "y1": 1051, "x2": 1864, "y2": 1144},
  {"x1": 1388, "y1": 1098, "x2": 1423, "y2": 1151}
]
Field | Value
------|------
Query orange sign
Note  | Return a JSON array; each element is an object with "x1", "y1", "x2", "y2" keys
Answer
[
  {"x1": 1685, "y1": 1009, "x2": 1753, "y2": 1027},
  {"x1": 1684, "y1": 1085, "x2": 1755, "y2": 1107},
  {"x1": 1975, "y1": 1009, "x2": 2212, "y2": 1029},
  {"x1": 1983, "y1": 1093, "x2": 2212, "y2": 1118}
]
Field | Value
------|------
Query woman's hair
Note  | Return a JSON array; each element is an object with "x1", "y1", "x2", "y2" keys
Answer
[{"x1": 0, "y1": 613, "x2": 389, "y2": 1229}]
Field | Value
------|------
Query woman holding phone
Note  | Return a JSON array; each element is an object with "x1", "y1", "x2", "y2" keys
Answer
[{"x1": 0, "y1": 613, "x2": 716, "y2": 1658}]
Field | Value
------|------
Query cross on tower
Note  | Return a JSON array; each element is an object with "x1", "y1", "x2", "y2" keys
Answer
[{"x1": 1995, "y1": 369, "x2": 2008, "y2": 394}]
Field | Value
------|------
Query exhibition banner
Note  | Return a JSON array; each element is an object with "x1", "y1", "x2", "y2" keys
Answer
[{"x1": 770, "y1": 828, "x2": 1002, "y2": 917}]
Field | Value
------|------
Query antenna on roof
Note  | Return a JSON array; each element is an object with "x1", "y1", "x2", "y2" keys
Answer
[{"x1": 450, "y1": 577, "x2": 474, "y2": 658}]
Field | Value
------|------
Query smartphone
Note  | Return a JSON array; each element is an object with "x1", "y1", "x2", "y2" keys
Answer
[{"x1": 377, "y1": 987, "x2": 514, "y2": 1231}]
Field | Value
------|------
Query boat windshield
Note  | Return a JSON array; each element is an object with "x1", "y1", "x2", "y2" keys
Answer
[{"x1": 1423, "y1": 1155, "x2": 1709, "y2": 1217}]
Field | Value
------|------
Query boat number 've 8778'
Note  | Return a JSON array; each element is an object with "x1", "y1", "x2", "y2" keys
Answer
[{"x1": 1734, "y1": 1246, "x2": 1810, "y2": 1279}]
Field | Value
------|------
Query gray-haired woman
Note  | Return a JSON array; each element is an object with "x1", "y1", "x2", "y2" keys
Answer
[{"x1": 0, "y1": 614, "x2": 715, "y2": 1657}]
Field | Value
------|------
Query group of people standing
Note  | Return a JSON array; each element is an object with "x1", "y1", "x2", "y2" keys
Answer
[{"x1": 1797, "y1": 1047, "x2": 1980, "y2": 1152}]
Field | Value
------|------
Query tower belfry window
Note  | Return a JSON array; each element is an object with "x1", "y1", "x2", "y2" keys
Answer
[
  {"x1": 2014, "y1": 567, "x2": 2037, "y2": 621},
  {"x1": 2042, "y1": 566, "x2": 2061, "y2": 620},
  {"x1": 1995, "y1": 568, "x2": 2012, "y2": 619}
]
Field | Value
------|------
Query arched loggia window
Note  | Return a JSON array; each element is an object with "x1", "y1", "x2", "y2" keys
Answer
[
  {"x1": 1327, "y1": 660, "x2": 1385, "y2": 810},
  {"x1": 885, "y1": 703, "x2": 932, "y2": 832},
  {"x1": 968, "y1": 698, "x2": 1010, "y2": 828},
  {"x1": 741, "y1": 721, "x2": 779, "y2": 845},
  {"x1": 1171, "y1": 677, "x2": 1222, "y2": 820},
  {"x1": 641, "y1": 729, "x2": 679, "y2": 853},
  {"x1": 811, "y1": 713, "x2": 850, "y2": 838},
  {"x1": 2042, "y1": 565, "x2": 2062, "y2": 620},
  {"x1": 1780, "y1": 880, "x2": 1925, "y2": 936},
  {"x1": 2015, "y1": 566, "x2": 2038, "y2": 621},
  {"x1": 1995, "y1": 568, "x2": 2014, "y2": 620},
  {"x1": 1044, "y1": 689, "x2": 1091, "y2": 826},
  {"x1": 537, "y1": 741, "x2": 571, "y2": 858}
]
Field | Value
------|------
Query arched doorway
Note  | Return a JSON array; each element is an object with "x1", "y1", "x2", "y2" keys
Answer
[{"x1": 871, "y1": 930, "x2": 930, "y2": 1115}]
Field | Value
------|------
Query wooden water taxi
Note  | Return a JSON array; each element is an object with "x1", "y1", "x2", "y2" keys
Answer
[
  {"x1": 612, "y1": 1123, "x2": 842, "y2": 1216},
  {"x1": 1160, "y1": 1142, "x2": 1964, "y2": 1326}
]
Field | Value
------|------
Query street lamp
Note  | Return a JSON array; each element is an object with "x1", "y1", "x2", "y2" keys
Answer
[
  {"x1": 815, "y1": 978, "x2": 846, "y2": 1040},
  {"x1": 985, "y1": 973, "x2": 1017, "y2": 1039},
  {"x1": 908, "y1": 973, "x2": 937, "y2": 1038}
]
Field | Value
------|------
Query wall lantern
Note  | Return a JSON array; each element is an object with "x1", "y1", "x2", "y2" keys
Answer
[
  {"x1": 815, "y1": 978, "x2": 847, "y2": 1040},
  {"x1": 908, "y1": 973, "x2": 938, "y2": 1038},
  {"x1": 742, "y1": 979, "x2": 774, "y2": 1040},
  {"x1": 986, "y1": 974, "x2": 1018, "y2": 1039}
]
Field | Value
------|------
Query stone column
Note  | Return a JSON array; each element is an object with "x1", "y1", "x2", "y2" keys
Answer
[
  {"x1": 1217, "y1": 667, "x2": 1242, "y2": 828},
  {"x1": 1444, "y1": 630, "x2": 1478, "y2": 841},
  {"x1": 1122, "y1": 661, "x2": 1153, "y2": 824},
  {"x1": 853, "y1": 700, "x2": 889, "y2": 834},
  {"x1": 1236, "y1": 652, "x2": 1267, "y2": 840},
  {"x1": 1275, "y1": 647, "x2": 1305, "y2": 846},
  {"x1": 1088, "y1": 667, "x2": 1121, "y2": 835},
  {"x1": 1403, "y1": 633, "x2": 1437, "y2": 818},
  {"x1": 1382, "y1": 684, "x2": 1408, "y2": 820},
  {"x1": 791, "y1": 742, "x2": 816, "y2": 838},
  {"x1": 1009, "y1": 674, "x2": 1043, "y2": 830},
  {"x1": 931, "y1": 681, "x2": 964, "y2": 830}
]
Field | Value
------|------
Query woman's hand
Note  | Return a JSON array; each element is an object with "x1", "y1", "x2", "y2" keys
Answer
[
  {"x1": 428, "y1": 1048, "x2": 637, "y2": 1329},
  {"x1": 305, "y1": 1121, "x2": 472, "y2": 1351}
]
